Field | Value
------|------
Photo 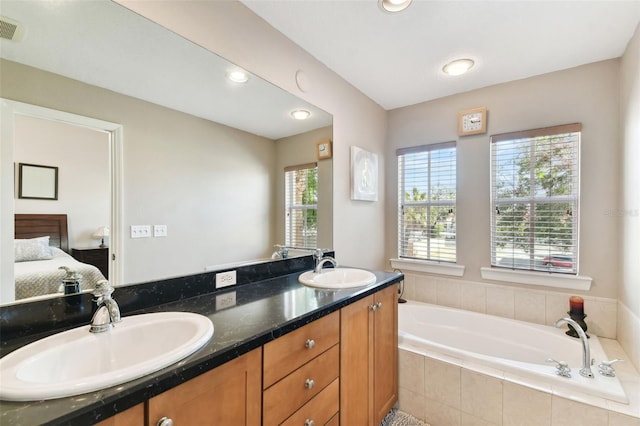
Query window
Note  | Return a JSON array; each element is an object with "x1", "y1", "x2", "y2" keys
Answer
[
  {"x1": 490, "y1": 123, "x2": 581, "y2": 274},
  {"x1": 397, "y1": 142, "x2": 456, "y2": 262},
  {"x1": 285, "y1": 163, "x2": 318, "y2": 248}
]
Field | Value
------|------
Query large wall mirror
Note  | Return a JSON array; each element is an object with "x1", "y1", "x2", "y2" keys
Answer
[{"x1": 0, "y1": 0, "x2": 333, "y2": 306}]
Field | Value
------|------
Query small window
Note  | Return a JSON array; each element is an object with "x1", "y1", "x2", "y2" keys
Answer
[
  {"x1": 285, "y1": 163, "x2": 318, "y2": 248},
  {"x1": 397, "y1": 142, "x2": 456, "y2": 262},
  {"x1": 490, "y1": 123, "x2": 581, "y2": 274}
]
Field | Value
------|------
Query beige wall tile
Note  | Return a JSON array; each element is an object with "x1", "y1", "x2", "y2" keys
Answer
[
  {"x1": 586, "y1": 298, "x2": 617, "y2": 339},
  {"x1": 399, "y1": 386, "x2": 426, "y2": 421},
  {"x1": 462, "y1": 412, "x2": 500, "y2": 426},
  {"x1": 550, "y1": 396, "x2": 609, "y2": 426},
  {"x1": 425, "y1": 357, "x2": 461, "y2": 409},
  {"x1": 514, "y1": 291, "x2": 546, "y2": 325},
  {"x1": 502, "y1": 382, "x2": 551, "y2": 426},
  {"x1": 425, "y1": 397, "x2": 462, "y2": 426},
  {"x1": 546, "y1": 293, "x2": 570, "y2": 326},
  {"x1": 415, "y1": 275, "x2": 437, "y2": 304},
  {"x1": 461, "y1": 282, "x2": 487, "y2": 313},
  {"x1": 609, "y1": 411, "x2": 640, "y2": 426},
  {"x1": 399, "y1": 348, "x2": 425, "y2": 395},
  {"x1": 486, "y1": 287, "x2": 515, "y2": 319},
  {"x1": 461, "y1": 370, "x2": 503, "y2": 425},
  {"x1": 437, "y1": 279, "x2": 462, "y2": 309}
]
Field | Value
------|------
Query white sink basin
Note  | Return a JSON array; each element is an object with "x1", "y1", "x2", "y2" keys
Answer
[
  {"x1": 0, "y1": 311, "x2": 214, "y2": 401},
  {"x1": 299, "y1": 268, "x2": 376, "y2": 289}
]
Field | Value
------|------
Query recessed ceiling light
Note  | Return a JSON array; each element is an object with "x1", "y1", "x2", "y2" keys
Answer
[
  {"x1": 291, "y1": 110, "x2": 311, "y2": 120},
  {"x1": 379, "y1": 0, "x2": 412, "y2": 13},
  {"x1": 227, "y1": 70, "x2": 249, "y2": 83},
  {"x1": 442, "y1": 59, "x2": 475, "y2": 76}
]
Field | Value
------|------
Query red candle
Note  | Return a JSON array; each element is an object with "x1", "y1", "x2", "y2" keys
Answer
[{"x1": 569, "y1": 296, "x2": 584, "y2": 315}]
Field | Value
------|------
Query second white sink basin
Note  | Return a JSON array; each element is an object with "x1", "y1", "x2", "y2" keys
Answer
[
  {"x1": 299, "y1": 268, "x2": 376, "y2": 289},
  {"x1": 0, "y1": 311, "x2": 213, "y2": 401}
]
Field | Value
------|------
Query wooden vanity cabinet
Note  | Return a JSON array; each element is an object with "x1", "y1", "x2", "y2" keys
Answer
[
  {"x1": 95, "y1": 403, "x2": 144, "y2": 426},
  {"x1": 340, "y1": 284, "x2": 398, "y2": 425},
  {"x1": 146, "y1": 348, "x2": 262, "y2": 426},
  {"x1": 263, "y1": 311, "x2": 340, "y2": 426}
]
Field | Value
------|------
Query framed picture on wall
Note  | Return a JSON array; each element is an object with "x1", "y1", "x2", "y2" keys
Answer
[
  {"x1": 18, "y1": 163, "x2": 58, "y2": 200},
  {"x1": 350, "y1": 146, "x2": 378, "y2": 201}
]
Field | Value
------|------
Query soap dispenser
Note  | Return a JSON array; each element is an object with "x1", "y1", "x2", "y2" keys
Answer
[{"x1": 59, "y1": 266, "x2": 82, "y2": 295}]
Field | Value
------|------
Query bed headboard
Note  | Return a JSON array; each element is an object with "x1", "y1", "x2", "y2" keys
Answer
[{"x1": 14, "y1": 214, "x2": 69, "y2": 253}]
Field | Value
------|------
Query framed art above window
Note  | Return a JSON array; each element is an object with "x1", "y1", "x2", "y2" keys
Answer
[{"x1": 18, "y1": 163, "x2": 58, "y2": 200}]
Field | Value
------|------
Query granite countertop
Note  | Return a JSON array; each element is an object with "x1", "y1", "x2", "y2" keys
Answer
[{"x1": 0, "y1": 263, "x2": 402, "y2": 425}]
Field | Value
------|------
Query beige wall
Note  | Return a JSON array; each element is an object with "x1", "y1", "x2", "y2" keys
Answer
[
  {"x1": 117, "y1": 0, "x2": 389, "y2": 270},
  {"x1": 385, "y1": 60, "x2": 621, "y2": 299},
  {"x1": 14, "y1": 116, "x2": 110, "y2": 249},
  {"x1": 1, "y1": 59, "x2": 276, "y2": 285},
  {"x1": 619, "y1": 23, "x2": 640, "y2": 368},
  {"x1": 275, "y1": 126, "x2": 333, "y2": 251}
]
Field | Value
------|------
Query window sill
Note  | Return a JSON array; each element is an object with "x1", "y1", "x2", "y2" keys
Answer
[
  {"x1": 480, "y1": 267, "x2": 592, "y2": 290},
  {"x1": 389, "y1": 258, "x2": 465, "y2": 277}
]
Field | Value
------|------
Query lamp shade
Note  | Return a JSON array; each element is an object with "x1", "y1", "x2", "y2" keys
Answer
[{"x1": 93, "y1": 226, "x2": 109, "y2": 248}]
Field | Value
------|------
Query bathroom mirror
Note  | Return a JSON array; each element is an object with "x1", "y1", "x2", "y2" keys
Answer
[{"x1": 0, "y1": 0, "x2": 333, "y2": 305}]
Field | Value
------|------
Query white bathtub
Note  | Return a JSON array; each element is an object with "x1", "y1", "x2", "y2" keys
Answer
[{"x1": 398, "y1": 301, "x2": 629, "y2": 404}]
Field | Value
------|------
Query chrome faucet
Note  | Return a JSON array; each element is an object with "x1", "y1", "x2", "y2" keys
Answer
[
  {"x1": 314, "y1": 256, "x2": 337, "y2": 273},
  {"x1": 555, "y1": 317, "x2": 594, "y2": 378},
  {"x1": 90, "y1": 280, "x2": 121, "y2": 333}
]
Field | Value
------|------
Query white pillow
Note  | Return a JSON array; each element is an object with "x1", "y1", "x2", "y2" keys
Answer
[{"x1": 14, "y1": 236, "x2": 53, "y2": 262}]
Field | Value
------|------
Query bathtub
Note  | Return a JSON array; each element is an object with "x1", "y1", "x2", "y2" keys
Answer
[{"x1": 398, "y1": 301, "x2": 629, "y2": 404}]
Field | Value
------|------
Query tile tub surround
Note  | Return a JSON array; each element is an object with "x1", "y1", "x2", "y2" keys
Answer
[
  {"x1": 400, "y1": 272, "x2": 640, "y2": 371},
  {"x1": 0, "y1": 256, "x2": 402, "y2": 425},
  {"x1": 398, "y1": 343, "x2": 640, "y2": 426}
]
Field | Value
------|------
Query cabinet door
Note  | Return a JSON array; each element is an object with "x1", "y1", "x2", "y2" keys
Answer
[
  {"x1": 147, "y1": 348, "x2": 261, "y2": 426},
  {"x1": 373, "y1": 285, "x2": 398, "y2": 424},
  {"x1": 95, "y1": 403, "x2": 144, "y2": 426},
  {"x1": 340, "y1": 294, "x2": 374, "y2": 425}
]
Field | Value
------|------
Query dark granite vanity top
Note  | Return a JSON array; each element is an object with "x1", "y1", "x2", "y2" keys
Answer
[{"x1": 0, "y1": 256, "x2": 403, "y2": 425}]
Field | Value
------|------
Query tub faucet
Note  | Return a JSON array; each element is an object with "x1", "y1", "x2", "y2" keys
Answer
[
  {"x1": 555, "y1": 317, "x2": 594, "y2": 378},
  {"x1": 90, "y1": 280, "x2": 121, "y2": 333}
]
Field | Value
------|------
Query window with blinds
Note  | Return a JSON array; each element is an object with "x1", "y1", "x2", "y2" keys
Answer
[
  {"x1": 285, "y1": 163, "x2": 318, "y2": 248},
  {"x1": 397, "y1": 142, "x2": 456, "y2": 262},
  {"x1": 490, "y1": 123, "x2": 581, "y2": 274}
]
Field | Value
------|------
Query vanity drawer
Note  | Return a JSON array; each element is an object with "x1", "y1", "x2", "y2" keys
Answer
[
  {"x1": 263, "y1": 344, "x2": 339, "y2": 426},
  {"x1": 281, "y1": 378, "x2": 339, "y2": 426},
  {"x1": 263, "y1": 310, "x2": 339, "y2": 388}
]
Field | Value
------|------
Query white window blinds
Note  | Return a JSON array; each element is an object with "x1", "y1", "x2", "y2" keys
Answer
[
  {"x1": 397, "y1": 142, "x2": 456, "y2": 262},
  {"x1": 285, "y1": 163, "x2": 318, "y2": 248},
  {"x1": 490, "y1": 123, "x2": 581, "y2": 274}
]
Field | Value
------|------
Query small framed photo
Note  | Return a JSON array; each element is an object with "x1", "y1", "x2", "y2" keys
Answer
[
  {"x1": 18, "y1": 163, "x2": 58, "y2": 200},
  {"x1": 351, "y1": 146, "x2": 378, "y2": 202}
]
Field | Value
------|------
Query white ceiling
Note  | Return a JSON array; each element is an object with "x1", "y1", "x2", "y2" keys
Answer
[
  {"x1": 0, "y1": 0, "x2": 331, "y2": 140},
  {"x1": 241, "y1": 0, "x2": 640, "y2": 110}
]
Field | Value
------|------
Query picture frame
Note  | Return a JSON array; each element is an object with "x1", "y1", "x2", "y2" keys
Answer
[
  {"x1": 18, "y1": 163, "x2": 58, "y2": 200},
  {"x1": 316, "y1": 139, "x2": 332, "y2": 160},
  {"x1": 350, "y1": 146, "x2": 378, "y2": 201},
  {"x1": 458, "y1": 106, "x2": 487, "y2": 136}
]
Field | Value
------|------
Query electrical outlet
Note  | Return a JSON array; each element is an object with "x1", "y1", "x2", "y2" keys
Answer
[
  {"x1": 131, "y1": 225, "x2": 151, "y2": 238},
  {"x1": 154, "y1": 225, "x2": 167, "y2": 237},
  {"x1": 215, "y1": 291, "x2": 237, "y2": 310},
  {"x1": 216, "y1": 270, "x2": 237, "y2": 288}
]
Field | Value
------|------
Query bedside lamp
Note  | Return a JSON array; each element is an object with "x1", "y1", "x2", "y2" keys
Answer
[{"x1": 93, "y1": 226, "x2": 110, "y2": 248}]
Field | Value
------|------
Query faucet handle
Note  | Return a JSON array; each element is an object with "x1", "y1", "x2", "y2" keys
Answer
[
  {"x1": 598, "y1": 359, "x2": 624, "y2": 377},
  {"x1": 92, "y1": 280, "x2": 114, "y2": 299},
  {"x1": 546, "y1": 358, "x2": 572, "y2": 377}
]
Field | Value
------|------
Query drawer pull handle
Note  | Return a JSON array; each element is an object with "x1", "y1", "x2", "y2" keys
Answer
[
  {"x1": 305, "y1": 420, "x2": 315, "y2": 426},
  {"x1": 305, "y1": 339, "x2": 316, "y2": 349},
  {"x1": 376, "y1": 301, "x2": 383, "y2": 309},
  {"x1": 157, "y1": 417, "x2": 174, "y2": 426},
  {"x1": 369, "y1": 304, "x2": 377, "y2": 311},
  {"x1": 304, "y1": 378, "x2": 315, "y2": 389}
]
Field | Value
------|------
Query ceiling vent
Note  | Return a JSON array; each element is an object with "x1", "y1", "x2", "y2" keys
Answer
[{"x1": 0, "y1": 16, "x2": 23, "y2": 42}]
